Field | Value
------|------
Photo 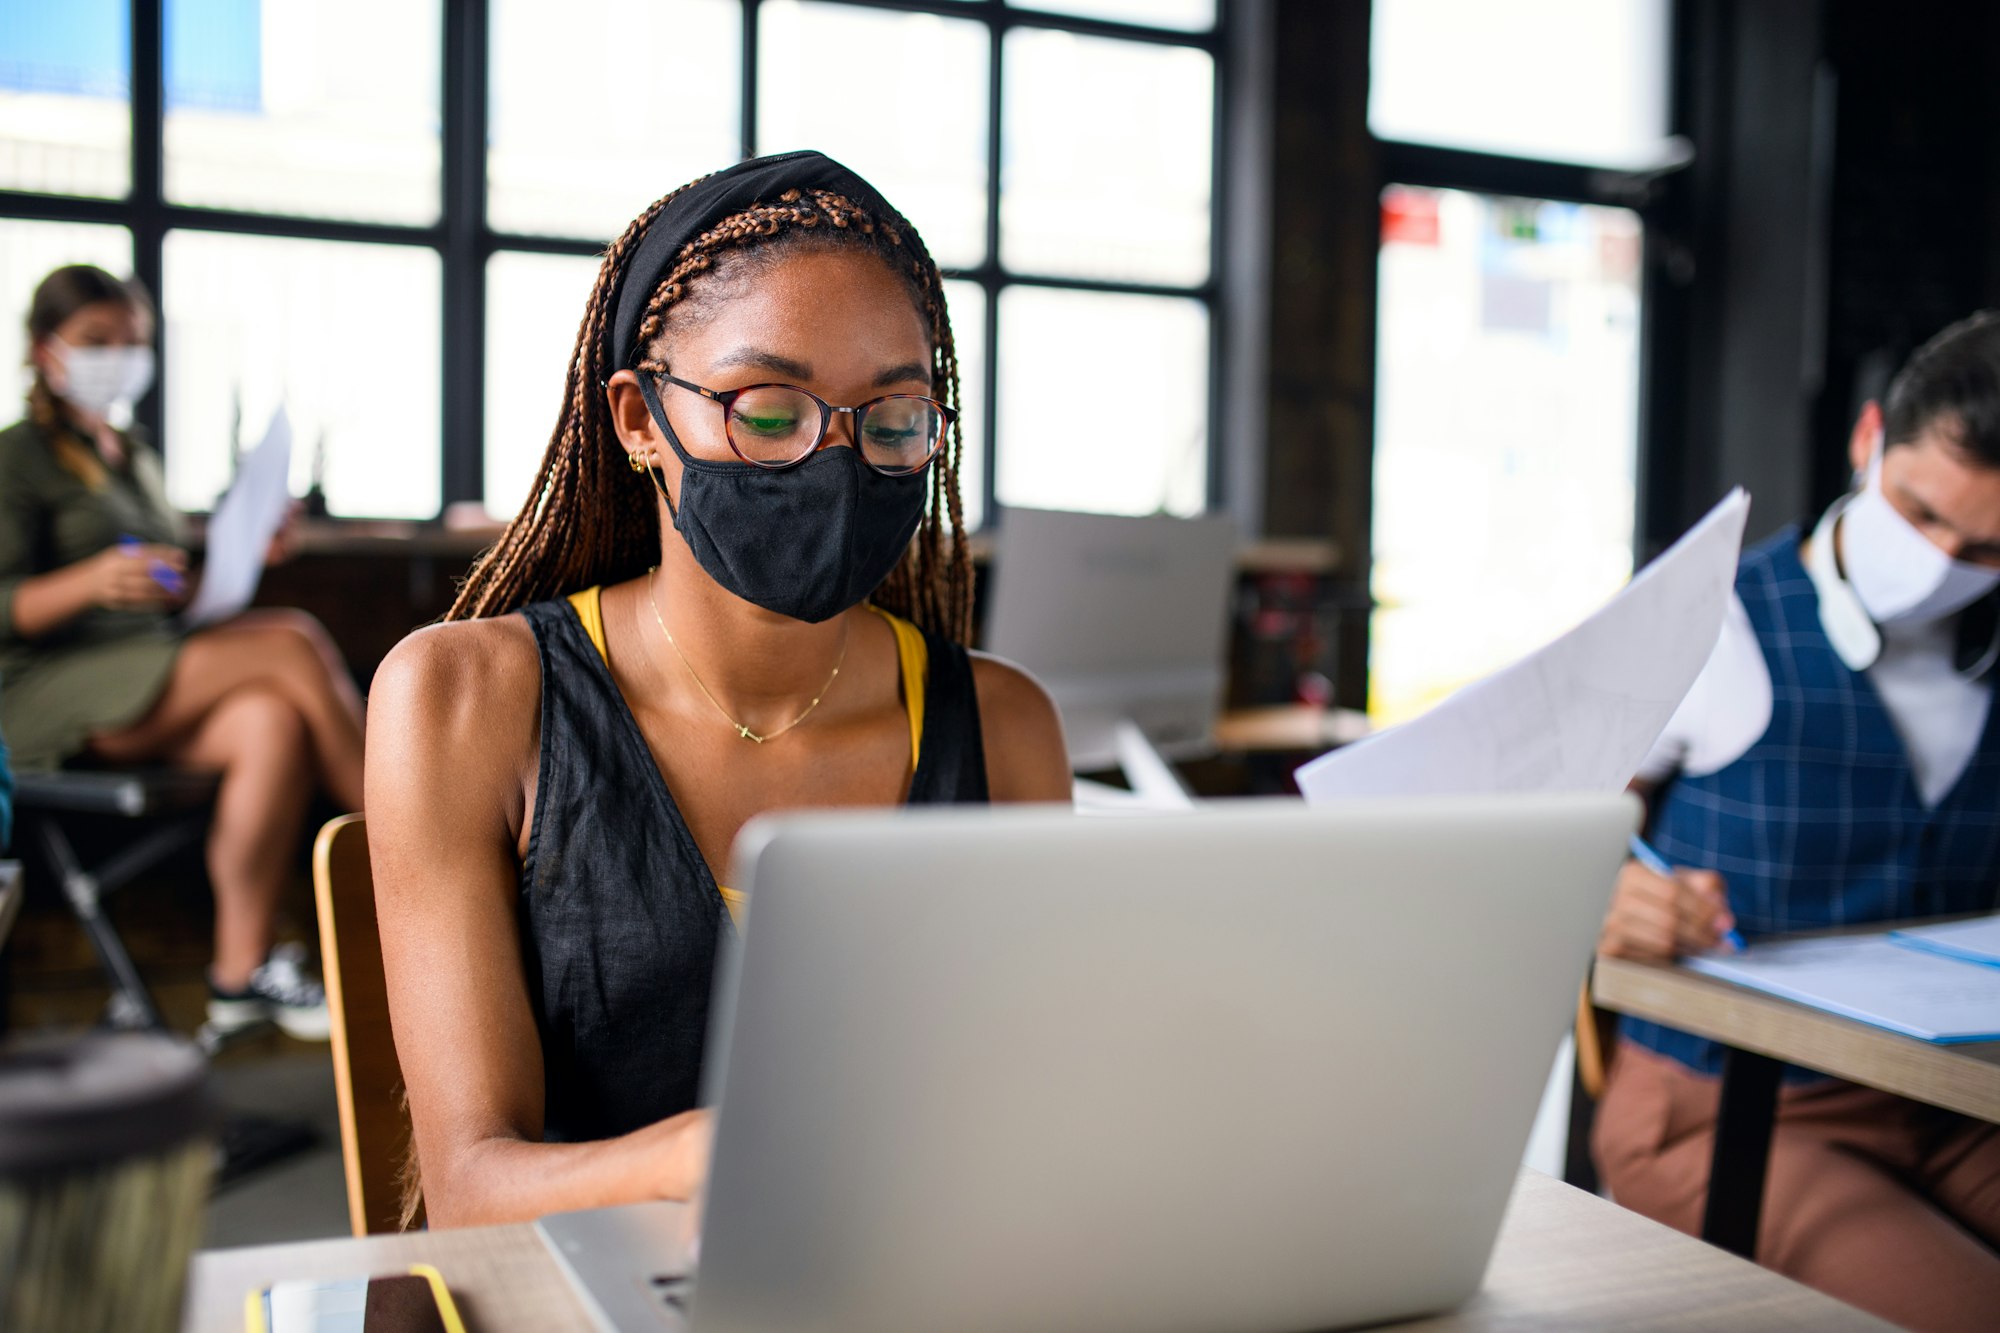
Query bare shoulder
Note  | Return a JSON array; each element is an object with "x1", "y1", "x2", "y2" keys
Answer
[
  {"x1": 369, "y1": 615, "x2": 541, "y2": 735},
  {"x1": 968, "y1": 650, "x2": 1072, "y2": 803},
  {"x1": 366, "y1": 615, "x2": 544, "y2": 848}
]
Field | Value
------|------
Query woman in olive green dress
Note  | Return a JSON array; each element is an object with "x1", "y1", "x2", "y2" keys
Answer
[{"x1": 0, "y1": 264, "x2": 364, "y2": 1039}]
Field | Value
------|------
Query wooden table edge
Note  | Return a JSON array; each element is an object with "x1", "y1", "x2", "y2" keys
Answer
[
  {"x1": 1591, "y1": 952, "x2": 2000, "y2": 1123},
  {"x1": 185, "y1": 1170, "x2": 1889, "y2": 1332}
]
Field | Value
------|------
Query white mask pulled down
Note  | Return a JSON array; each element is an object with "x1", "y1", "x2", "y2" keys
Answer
[
  {"x1": 1841, "y1": 444, "x2": 2000, "y2": 627},
  {"x1": 49, "y1": 337, "x2": 155, "y2": 422}
]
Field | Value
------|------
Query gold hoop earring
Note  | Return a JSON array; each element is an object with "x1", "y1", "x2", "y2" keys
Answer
[{"x1": 628, "y1": 453, "x2": 649, "y2": 473}]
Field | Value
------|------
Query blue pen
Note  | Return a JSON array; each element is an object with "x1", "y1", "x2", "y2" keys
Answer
[
  {"x1": 119, "y1": 535, "x2": 187, "y2": 597},
  {"x1": 1629, "y1": 834, "x2": 1746, "y2": 952}
]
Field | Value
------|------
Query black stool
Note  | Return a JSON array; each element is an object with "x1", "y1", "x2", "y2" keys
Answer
[
  {"x1": 14, "y1": 768, "x2": 218, "y2": 1034},
  {"x1": 11, "y1": 768, "x2": 317, "y2": 1182}
]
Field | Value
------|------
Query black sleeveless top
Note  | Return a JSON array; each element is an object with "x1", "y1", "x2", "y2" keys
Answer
[{"x1": 516, "y1": 597, "x2": 989, "y2": 1143}]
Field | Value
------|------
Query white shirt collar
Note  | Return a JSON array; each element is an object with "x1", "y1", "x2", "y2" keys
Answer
[
  {"x1": 1805, "y1": 496, "x2": 1884, "y2": 671},
  {"x1": 1806, "y1": 499, "x2": 2000, "y2": 678}
]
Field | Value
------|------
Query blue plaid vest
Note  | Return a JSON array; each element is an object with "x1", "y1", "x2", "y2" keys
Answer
[{"x1": 1621, "y1": 526, "x2": 2000, "y2": 1077}]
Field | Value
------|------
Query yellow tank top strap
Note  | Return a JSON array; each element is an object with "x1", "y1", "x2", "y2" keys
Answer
[
  {"x1": 565, "y1": 586, "x2": 610, "y2": 664},
  {"x1": 705, "y1": 613, "x2": 923, "y2": 932},
  {"x1": 869, "y1": 605, "x2": 926, "y2": 774},
  {"x1": 717, "y1": 886, "x2": 747, "y2": 929},
  {"x1": 567, "y1": 588, "x2": 919, "y2": 771}
]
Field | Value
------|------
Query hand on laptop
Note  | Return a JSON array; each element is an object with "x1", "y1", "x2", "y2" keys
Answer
[
  {"x1": 1600, "y1": 858, "x2": 1735, "y2": 961},
  {"x1": 660, "y1": 1107, "x2": 715, "y2": 1205}
]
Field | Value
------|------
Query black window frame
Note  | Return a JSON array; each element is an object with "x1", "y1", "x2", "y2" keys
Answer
[{"x1": 0, "y1": 0, "x2": 1230, "y2": 526}]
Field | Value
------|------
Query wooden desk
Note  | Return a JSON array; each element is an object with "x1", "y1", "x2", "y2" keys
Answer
[
  {"x1": 183, "y1": 1170, "x2": 1887, "y2": 1331},
  {"x1": 1213, "y1": 704, "x2": 1371, "y2": 754},
  {"x1": 1592, "y1": 947, "x2": 2000, "y2": 1257}
]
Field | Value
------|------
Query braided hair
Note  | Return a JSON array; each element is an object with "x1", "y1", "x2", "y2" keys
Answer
[{"x1": 446, "y1": 182, "x2": 974, "y2": 643}]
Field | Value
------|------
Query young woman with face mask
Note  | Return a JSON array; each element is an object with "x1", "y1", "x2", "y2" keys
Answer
[
  {"x1": 366, "y1": 153, "x2": 1071, "y2": 1228},
  {"x1": 0, "y1": 264, "x2": 367, "y2": 1039},
  {"x1": 1594, "y1": 311, "x2": 2000, "y2": 1330}
]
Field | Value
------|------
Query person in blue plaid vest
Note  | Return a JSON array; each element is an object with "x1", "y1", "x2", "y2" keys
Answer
[{"x1": 1593, "y1": 312, "x2": 2000, "y2": 1331}]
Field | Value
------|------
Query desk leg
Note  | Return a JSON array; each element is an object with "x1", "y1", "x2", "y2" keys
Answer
[{"x1": 1702, "y1": 1046, "x2": 1782, "y2": 1259}]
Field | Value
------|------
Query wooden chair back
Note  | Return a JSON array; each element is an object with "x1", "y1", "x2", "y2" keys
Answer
[
  {"x1": 313, "y1": 814, "x2": 421, "y2": 1234},
  {"x1": 1575, "y1": 974, "x2": 1620, "y2": 1101}
]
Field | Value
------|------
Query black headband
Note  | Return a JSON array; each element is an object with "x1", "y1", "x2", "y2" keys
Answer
[{"x1": 608, "y1": 149, "x2": 903, "y2": 371}]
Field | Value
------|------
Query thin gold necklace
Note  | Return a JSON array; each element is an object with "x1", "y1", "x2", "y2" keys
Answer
[{"x1": 645, "y1": 568, "x2": 849, "y2": 743}]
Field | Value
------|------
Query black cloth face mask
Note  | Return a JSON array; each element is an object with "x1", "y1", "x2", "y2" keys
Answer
[{"x1": 636, "y1": 375, "x2": 926, "y2": 623}]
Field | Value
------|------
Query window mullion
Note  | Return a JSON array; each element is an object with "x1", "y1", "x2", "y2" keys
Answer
[
  {"x1": 440, "y1": 0, "x2": 489, "y2": 510},
  {"x1": 743, "y1": 0, "x2": 762, "y2": 158},
  {"x1": 981, "y1": 14, "x2": 1004, "y2": 528},
  {"x1": 131, "y1": 0, "x2": 167, "y2": 455}
]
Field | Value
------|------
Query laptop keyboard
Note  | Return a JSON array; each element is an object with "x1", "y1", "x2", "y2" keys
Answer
[{"x1": 646, "y1": 1271, "x2": 694, "y2": 1317}]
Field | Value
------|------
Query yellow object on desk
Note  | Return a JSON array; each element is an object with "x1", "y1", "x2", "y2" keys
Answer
[{"x1": 244, "y1": 1262, "x2": 466, "y2": 1333}]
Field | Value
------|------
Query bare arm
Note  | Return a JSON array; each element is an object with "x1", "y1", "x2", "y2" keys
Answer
[
  {"x1": 0, "y1": 455, "x2": 184, "y2": 639},
  {"x1": 366, "y1": 620, "x2": 711, "y2": 1228},
  {"x1": 970, "y1": 653, "x2": 1073, "y2": 803},
  {"x1": 7, "y1": 544, "x2": 187, "y2": 638}
]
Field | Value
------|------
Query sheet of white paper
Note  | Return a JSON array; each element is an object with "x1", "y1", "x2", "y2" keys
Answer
[
  {"x1": 1296, "y1": 489, "x2": 1750, "y2": 802},
  {"x1": 1072, "y1": 778, "x2": 1183, "y2": 817},
  {"x1": 181, "y1": 408, "x2": 293, "y2": 628},
  {"x1": 1890, "y1": 914, "x2": 2000, "y2": 969},
  {"x1": 1686, "y1": 934, "x2": 2000, "y2": 1043}
]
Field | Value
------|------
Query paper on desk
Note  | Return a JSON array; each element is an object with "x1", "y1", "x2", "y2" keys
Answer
[
  {"x1": 1891, "y1": 914, "x2": 2000, "y2": 969},
  {"x1": 180, "y1": 408, "x2": 293, "y2": 628},
  {"x1": 1686, "y1": 934, "x2": 2000, "y2": 1043},
  {"x1": 1296, "y1": 489, "x2": 1749, "y2": 802}
]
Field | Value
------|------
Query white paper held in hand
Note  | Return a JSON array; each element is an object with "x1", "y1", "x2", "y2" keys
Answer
[
  {"x1": 180, "y1": 407, "x2": 294, "y2": 629},
  {"x1": 1297, "y1": 488, "x2": 1751, "y2": 802}
]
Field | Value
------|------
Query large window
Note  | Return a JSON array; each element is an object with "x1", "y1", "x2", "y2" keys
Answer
[
  {"x1": 1369, "y1": 187, "x2": 1642, "y2": 724},
  {"x1": 1366, "y1": 0, "x2": 1673, "y2": 725},
  {"x1": 0, "y1": 0, "x2": 1224, "y2": 527},
  {"x1": 1370, "y1": 0, "x2": 1671, "y2": 169},
  {"x1": 0, "y1": 218, "x2": 133, "y2": 391}
]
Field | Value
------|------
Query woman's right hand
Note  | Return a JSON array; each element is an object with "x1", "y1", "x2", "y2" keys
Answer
[
  {"x1": 652, "y1": 1107, "x2": 715, "y2": 1202},
  {"x1": 1599, "y1": 857, "x2": 1735, "y2": 961},
  {"x1": 85, "y1": 542, "x2": 187, "y2": 611}
]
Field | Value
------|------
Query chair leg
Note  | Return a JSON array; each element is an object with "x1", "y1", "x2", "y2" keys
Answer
[
  {"x1": 33, "y1": 816, "x2": 167, "y2": 1032},
  {"x1": 1563, "y1": 1055, "x2": 1601, "y2": 1193},
  {"x1": 89, "y1": 818, "x2": 208, "y2": 898}
]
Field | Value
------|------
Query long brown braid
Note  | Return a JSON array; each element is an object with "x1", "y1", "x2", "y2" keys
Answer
[{"x1": 446, "y1": 183, "x2": 975, "y2": 643}]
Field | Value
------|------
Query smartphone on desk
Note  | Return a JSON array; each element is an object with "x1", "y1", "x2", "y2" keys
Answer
[{"x1": 245, "y1": 1263, "x2": 466, "y2": 1333}]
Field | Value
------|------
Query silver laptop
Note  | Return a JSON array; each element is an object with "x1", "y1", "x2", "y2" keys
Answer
[
  {"x1": 538, "y1": 794, "x2": 1635, "y2": 1333},
  {"x1": 983, "y1": 506, "x2": 1238, "y2": 772}
]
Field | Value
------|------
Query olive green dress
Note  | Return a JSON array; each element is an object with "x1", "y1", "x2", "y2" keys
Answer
[{"x1": 0, "y1": 417, "x2": 185, "y2": 771}]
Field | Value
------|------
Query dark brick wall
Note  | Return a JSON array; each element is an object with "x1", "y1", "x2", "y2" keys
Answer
[{"x1": 1810, "y1": 0, "x2": 2000, "y2": 509}]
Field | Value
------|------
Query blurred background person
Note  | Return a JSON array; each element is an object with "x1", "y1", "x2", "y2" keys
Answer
[
  {"x1": 0, "y1": 263, "x2": 363, "y2": 1039},
  {"x1": 1595, "y1": 313, "x2": 2000, "y2": 1331}
]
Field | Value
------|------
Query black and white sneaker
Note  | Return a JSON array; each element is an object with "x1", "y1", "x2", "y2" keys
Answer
[{"x1": 207, "y1": 943, "x2": 332, "y2": 1041}]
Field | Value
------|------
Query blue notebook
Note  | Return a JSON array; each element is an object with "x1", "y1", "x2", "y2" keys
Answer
[{"x1": 1685, "y1": 934, "x2": 2000, "y2": 1044}]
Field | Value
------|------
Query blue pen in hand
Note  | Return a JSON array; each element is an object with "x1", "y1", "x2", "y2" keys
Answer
[
  {"x1": 1629, "y1": 833, "x2": 1747, "y2": 953},
  {"x1": 119, "y1": 535, "x2": 187, "y2": 597}
]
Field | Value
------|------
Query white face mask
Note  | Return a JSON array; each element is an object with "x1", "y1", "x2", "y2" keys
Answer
[
  {"x1": 1841, "y1": 443, "x2": 2000, "y2": 627},
  {"x1": 50, "y1": 337, "x2": 155, "y2": 420}
]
